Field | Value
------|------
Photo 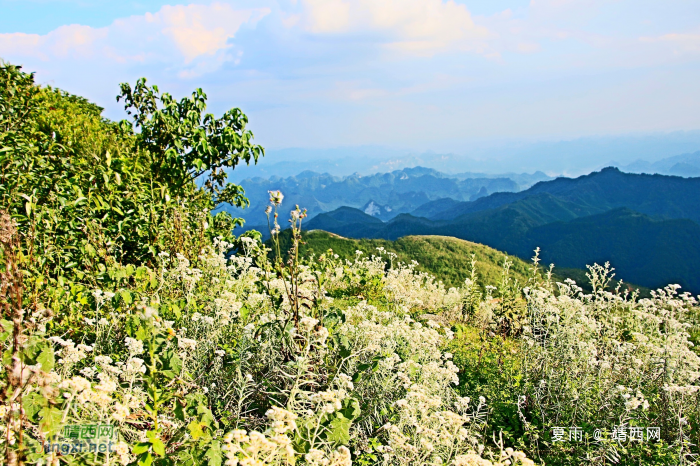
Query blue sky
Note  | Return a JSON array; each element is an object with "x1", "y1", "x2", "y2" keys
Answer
[{"x1": 2, "y1": 0, "x2": 700, "y2": 160}]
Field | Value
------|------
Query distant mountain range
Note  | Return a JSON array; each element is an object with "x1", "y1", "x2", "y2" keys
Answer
[
  {"x1": 616, "y1": 150, "x2": 700, "y2": 177},
  {"x1": 303, "y1": 168, "x2": 700, "y2": 294},
  {"x1": 226, "y1": 134, "x2": 700, "y2": 181},
  {"x1": 222, "y1": 167, "x2": 551, "y2": 225}
]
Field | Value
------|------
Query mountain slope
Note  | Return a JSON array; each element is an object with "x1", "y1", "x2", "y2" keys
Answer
[
  {"x1": 305, "y1": 207, "x2": 384, "y2": 238},
  {"x1": 306, "y1": 205, "x2": 700, "y2": 293},
  {"x1": 410, "y1": 198, "x2": 463, "y2": 219},
  {"x1": 516, "y1": 208, "x2": 700, "y2": 292},
  {"x1": 428, "y1": 167, "x2": 700, "y2": 224},
  {"x1": 273, "y1": 230, "x2": 537, "y2": 289},
  {"x1": 272, "y1": 230, "x2": 647, "y2": 294},
  {"x1": 302, "y1": 168, "x2": 700, "y2": 294}
]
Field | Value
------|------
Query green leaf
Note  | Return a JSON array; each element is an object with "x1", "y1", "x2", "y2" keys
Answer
[
  {"x1": 174, "y1": 400, "x2": 186, "y2": 422},
  {"x1": 197, "y1": 403, "x2": 215, "y2": 429},
  {"x1": 24, "y1": 392, "x2": 47, "y2": 422},
  {"x1": 132, "y1": 443, "x2": 151, "y2": 455},
  {"x1": 150, "y1": 436, "x2": 165, "y2": 457},
  {"x1": 38, "y1": 406, "x2": 63, "y2": 437},
  {"x1": 188, "y1": 421, "x2": 205, "y2": 440},
  {"x1": 121, "y1": 290, "x2": 133, "y2": 305},
  {"x1": 0, "y1": 319, "x2": 12, "y2": 343},
  {"x1": 162, "y1": 350, "x2": 182, "y2": 379},
  {"x1": 340, "y1": 397, "x2": 361, "y2": 421},
  {"x1": 339, "y1": 335, "x2": 351, "y2": 359},
  {"x1": 138, "y1": 452, "x2": 154, "y2": 466},
  {"x1": 205, "y1": 440, "x2": 222, "y2": 466},
  {"x1": 36, "y1": 344, "x2": 55, "y2": 372},
  {"x1": 326, "y1": 413, "x2": 352, "y2": 445}
]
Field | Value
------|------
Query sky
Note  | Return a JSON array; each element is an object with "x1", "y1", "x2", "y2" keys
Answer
[{"x1": 2, "y1": 0, "x2": 700, "y2": 170}]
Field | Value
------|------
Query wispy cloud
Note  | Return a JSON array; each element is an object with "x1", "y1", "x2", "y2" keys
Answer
[
  {"x1": 0, "y1": 2, "x2": 270, "y2": 77},
  {"x1": 640, "y1": 32, "x2": 700, "y2": 54},
  {"x1": 287, "y1": 0, "x2": 493, "y2": 57}
]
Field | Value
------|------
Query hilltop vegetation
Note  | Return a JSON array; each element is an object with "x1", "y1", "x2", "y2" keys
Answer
[
  {"x1": 271, "y1": 230, "x2": 649, "y2": 296},
  {"x1": 272, "y1": 230, "x2": 535, "y2": 289},
  {"x1": 2, "y1": 62, "x2": 699, "y2": 466}
]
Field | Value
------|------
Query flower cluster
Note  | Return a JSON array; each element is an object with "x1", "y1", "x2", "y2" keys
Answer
[{"x1": 11, "y1": 197, "x2": 693, "y2": 466}]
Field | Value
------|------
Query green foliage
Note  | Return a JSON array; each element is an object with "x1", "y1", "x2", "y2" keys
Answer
[
  {"x1": 450, "y1": 326, "x2": 526, "y2": 447},
  {"x1": 450, "y1": 263, "x2": 700, "y2": 466},
  {"x1": 1, "y1": 63, "x2": 257, "y2": 285},
  {"x1": 0, "y1": 62, "x2": 264, "y2": 465},
  {"x1": 117, "y1": 78, "x2": 263, "y2": 203}
]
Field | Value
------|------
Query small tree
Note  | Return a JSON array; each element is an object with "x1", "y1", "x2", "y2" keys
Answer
[{"x1": 117, "y1": 78, "x2": 264, "y2": 208}]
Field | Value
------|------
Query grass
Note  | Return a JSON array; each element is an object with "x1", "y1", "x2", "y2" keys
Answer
[
  {"x1": 270, "y1": 229, "x2": 651, "y2": 295},
  {"x1": 277, "y1": 230, "x2": 536, "y2": 289}
]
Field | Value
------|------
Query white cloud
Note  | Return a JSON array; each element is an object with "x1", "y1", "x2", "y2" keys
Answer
[
  {"x1": 291, "y1": 0, "x2": 492, "y2": 56},
  {"x1": 641, "y1": 32, "x2": 700, "y2": 54},
  {"x1": 0, "y1": 3, "x2": 271, "y2": 77},
  {"x1": 528, "y1": 0, "x2": 622, "y2": 19},
  {"x1": 516, "y1": 42, "x2": 541, "y2": 53}
]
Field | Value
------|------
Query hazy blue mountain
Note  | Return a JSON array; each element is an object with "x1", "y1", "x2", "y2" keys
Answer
[
  {"x1": 618, "y1": 150, "x2": 700, "y2": 177},
  {"x1": 452, "y1": 171, "x2": 551, "y2": 187},
  {"x1": 669, "y1": 163, "x2": 700, "y2": 177},
  {"x1": 426, "y1": 167, "x2": 700, "y2": 224},
  {"x1": 222, "y1": 167, "x2": 541, "y2": 226},
  {"x1": 409, "y1": 198, "x2": 464, "y2": 219},
  {"x1": 227, "y1": 133, "x2": 700, "y2": 181},
  {"x1": 305, "y1": 207, "x2": 384, "y2": 238}
]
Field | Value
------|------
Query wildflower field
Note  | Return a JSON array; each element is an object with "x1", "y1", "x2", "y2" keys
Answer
[{"x1": 1, "y1": 63, "x2": 699, "y2": 466}]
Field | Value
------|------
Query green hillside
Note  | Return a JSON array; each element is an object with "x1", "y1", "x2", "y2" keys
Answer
[
  {"x1": 519, "y1": 208, "x2": 700, "y2": 292},
  {"x1": 433, "y1": 166, "x2": 700, "y2": 223},
  {"x1": 300, "y1": 231, "x2": 535, "y2": 289},
  {"x1": 270, "y1": 229, "x2": 647, "y2": 294}
]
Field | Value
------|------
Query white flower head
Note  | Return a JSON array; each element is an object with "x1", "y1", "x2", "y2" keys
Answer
[
  {"x1": 300, "y1": 316, "x2": 319, "y2": 332},
  {"x1": 268, "y1": 190, "x2": 284, "y2": 206},
  {"x1": 125, "y1": 337, "x2": 144, "y2": 355},
  {"x1": 178, "y1": 337, "x2": 197, "y2": 351}
]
